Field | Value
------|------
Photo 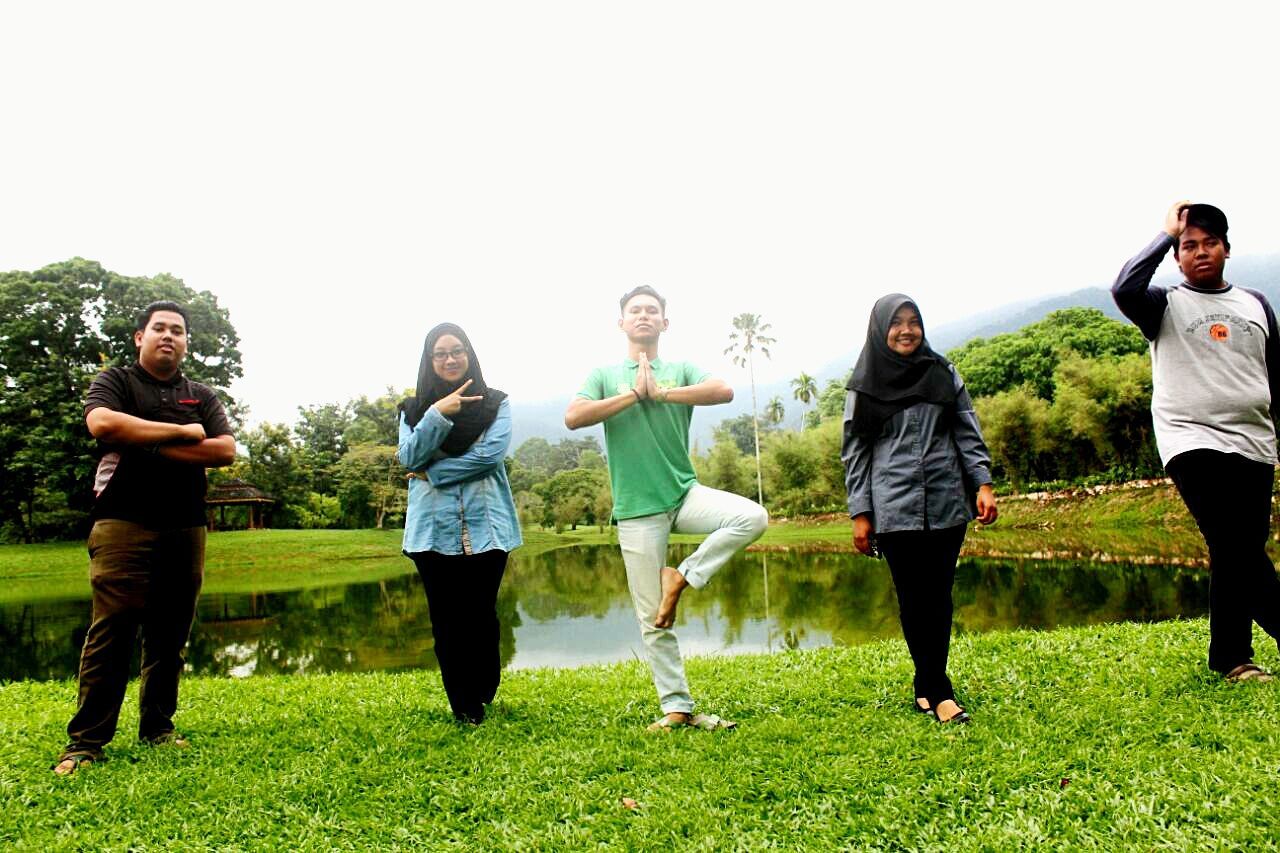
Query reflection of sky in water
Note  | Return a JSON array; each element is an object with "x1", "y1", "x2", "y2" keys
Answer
[{"x1": 506, "y1": 602, "x2": 834, "y2": 671}]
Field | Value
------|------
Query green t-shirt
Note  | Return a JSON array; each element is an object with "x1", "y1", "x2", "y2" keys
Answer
[{"x1": 577, "y1": 359, "x2": 710, "y2": 520}]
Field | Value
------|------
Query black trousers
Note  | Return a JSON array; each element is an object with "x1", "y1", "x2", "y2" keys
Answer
[
  {"x1": 876, "y1": 524, "x2": 967, "y2": 708},
  {"x1": 410, "y1": 549, "x2": 507, "y2": 722},
  {"x1": 65, "y1": 520, "x2": 205, "y2": 757},
  {"x1": 1166, "y1": 449, "x2": 1280, "y2": 673}
]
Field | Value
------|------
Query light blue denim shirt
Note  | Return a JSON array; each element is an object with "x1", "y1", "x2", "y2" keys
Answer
[
  {"x1": 841, "y1": 366, "x2": 993, "y2": 534},
  {"x1": 398, "y1": 399, "x2": 522, "y2": 556}
]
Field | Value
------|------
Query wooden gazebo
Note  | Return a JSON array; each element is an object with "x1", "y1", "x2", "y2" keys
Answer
[{"x1": 206, "y1": 479, "x2": 276, "y2": 530}]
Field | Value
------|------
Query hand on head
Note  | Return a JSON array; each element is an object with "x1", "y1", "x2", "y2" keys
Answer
[
  {"x1": 1165, "y1": 199, "x2": 1192, "y2": 238},
  {"x1": 432, "y1": 378, "x2": 484, "y2": 417}
]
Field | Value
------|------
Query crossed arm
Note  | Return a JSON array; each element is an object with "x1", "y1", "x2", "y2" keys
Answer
[{"x1": 87, "y1": 408, "x2": 237, "y2": 467}]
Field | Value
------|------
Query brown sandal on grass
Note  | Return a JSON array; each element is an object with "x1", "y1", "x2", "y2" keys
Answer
[
  {"x1": 52, "y1": 751, "x2": 99, "y2": 776},
  {"x1": 1224, "y1": 663, "x2": 1275, "y2": 683}
]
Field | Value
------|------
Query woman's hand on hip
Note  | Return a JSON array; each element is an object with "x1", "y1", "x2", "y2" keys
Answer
[
  {"x1": 975, "y1": 484, "x2": 998, "y2": 525},
  {"x1": 852, "y1": 514, "x2": 875, "y2": 556},
  {"x1": 431, "y1": 378, "x2": 484, "y2": 418}
]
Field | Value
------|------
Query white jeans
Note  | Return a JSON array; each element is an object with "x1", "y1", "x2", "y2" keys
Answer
[{"x1": 616, "y1": 483, "x2": 769, "y2": 713}]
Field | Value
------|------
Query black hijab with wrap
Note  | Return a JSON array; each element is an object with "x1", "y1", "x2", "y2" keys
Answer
[
  {"x1": 846, "y1": 293, "x2": 957, "y2": 439},
  {"x1": 399, "y1": 323, "x2": 507, "y2": 456}
]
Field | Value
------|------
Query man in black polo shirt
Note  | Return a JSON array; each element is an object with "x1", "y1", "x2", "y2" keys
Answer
[{"x1": 54, "y1": 301, "x2": 236, "y2": 776}]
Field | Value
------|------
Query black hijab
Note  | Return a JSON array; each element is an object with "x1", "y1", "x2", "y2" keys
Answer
[
  {"x1": 399, "y1": 323, "x2": 507, "y2": 456},
  {"x1": 845, "y1": 293, "x2": 956, "y2": 438}
]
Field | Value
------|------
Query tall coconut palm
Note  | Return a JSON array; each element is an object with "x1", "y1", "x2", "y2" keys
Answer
[
  {"x1": 791, "y1": 372, "x2": 817, "y2": 430},
  {"x1": 724, "y1": 313, "x2": 775, "y2": 505},
  {"x1": 765, "y1": 395, "x2": 785, "y2": 427}
]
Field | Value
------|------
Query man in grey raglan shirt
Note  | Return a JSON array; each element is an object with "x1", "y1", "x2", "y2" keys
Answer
[{"x1": 1113, "y1": 200, "x2": 1280, "y2": 682}]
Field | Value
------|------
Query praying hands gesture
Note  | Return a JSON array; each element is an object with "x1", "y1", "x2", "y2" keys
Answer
[
  {"x1": 432, "y1": 379, "x2": 484, "y2": 418},
  {"x1": 635, "y1": 352, "x2": 665, "y2": 402}
]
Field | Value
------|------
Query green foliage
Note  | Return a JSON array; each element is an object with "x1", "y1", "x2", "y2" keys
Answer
[
  {"x1": 291, "y1": 492, "x2": 343, "y2": 530},
  {"x1": 714, "y1": 413, "x2": 777, "y2": 456},
  {"x1": 973, "y1": 387, "x2": 1055, "y2": 489},
  {"x1": 804, "y1": 374, "x2": 849, "y2": 429},
  {"x1": 762, "y1": 420, "x2": 845, "y2": 516},
  {"x1": 294, "y1": 403, "x2": 354, "y2": 494},
  {"x1": 0, "y1": 259, "x2": 242, "y2": 542},
  {"x1": 694, "y1": 437, "x2": 757, "y2": 499},
  {"x1": 947, "y1": 307, "x2": 1146, "y2": 399},
  {"x1": 533, "y1": 467, "x2": 611, "y2": 532},
  {"x1": 344, "y1": 388, "x2": 404, "y2": 447},
  {"x1": 335, "y1": 443, "x2": 407, "y2": 530}
]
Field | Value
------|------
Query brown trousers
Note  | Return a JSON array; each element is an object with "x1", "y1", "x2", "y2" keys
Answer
[{"x1": 63, "y1": 520, "x2": 205, "y2": 757}]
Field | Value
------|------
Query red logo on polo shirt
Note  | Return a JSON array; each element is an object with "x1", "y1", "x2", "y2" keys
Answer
[
  {"x1": 179, "y1": 398, "x2": 200, "y2": 405},
  {"x1": 1209, "y1": 324, "x2": 1229, "y2": 341}
]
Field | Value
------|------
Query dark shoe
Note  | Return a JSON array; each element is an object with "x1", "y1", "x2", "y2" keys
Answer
[
  {"x1": 1224, "y1": 663, "x2": 1274, "y2": 683},
  {"x1": 52, "y1": 750, "x2": 102, "y2": 776},
  {"x1": 141, "y1": 731, "x2": 190, "y2": 748},
  {"x1": 913, "y1": 698, "x2": 935, "y2": 717},
  {"x1": 936, "y1": 706, "x2": 970, "y2": 725}
]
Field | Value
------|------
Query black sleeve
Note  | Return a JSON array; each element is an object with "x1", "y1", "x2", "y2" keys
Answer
[
  {"x1": 1241, "y1": 288, "x2": 1280, "y2": 423},
  {"x1": 84, "y1": 368, "x2": 129, "y2": 417},
  {"x1": 197, "y1": 384, "x2": 235, "y2": 438},
  {"x1": 1112, "y1": 232, "x2": 1174, "y2": 340}
]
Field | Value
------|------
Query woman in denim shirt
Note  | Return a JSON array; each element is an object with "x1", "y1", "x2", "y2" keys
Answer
[
  {"x1": 398, "y1": 323, "x2": 522, "y2": 724},
  {"x1": 841, "y1": 294, "x2": 997, "y2": 724}
]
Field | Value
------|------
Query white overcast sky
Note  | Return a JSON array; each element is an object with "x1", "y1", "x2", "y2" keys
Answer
[{"x1": 3, "y1": 2, "x2": 1278, "y2": 427}]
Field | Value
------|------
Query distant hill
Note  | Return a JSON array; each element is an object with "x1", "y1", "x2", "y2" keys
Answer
[{"x1": 510, "y1": 253, "x2": 1280, "y2": 450}]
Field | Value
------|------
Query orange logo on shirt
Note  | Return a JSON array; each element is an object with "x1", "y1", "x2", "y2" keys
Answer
[{"x1": 1209, "y1": 323, "x2": 1230, "y2": 341}]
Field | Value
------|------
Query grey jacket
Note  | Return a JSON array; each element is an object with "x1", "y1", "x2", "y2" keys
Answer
[{"x1": 841, "y1": 366, "x2": 993, "y2": 533}]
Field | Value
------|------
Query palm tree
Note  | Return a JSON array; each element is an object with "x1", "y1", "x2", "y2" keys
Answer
[
  {"x1": 724, "y1": 313, "x2": 775, "y2": 505},
  {"x1": 791, "y1": 372, "x2": 817, "y2": 430},
  {"x1": 765, "y1": 395, "x2": 785, "y2": 427}
]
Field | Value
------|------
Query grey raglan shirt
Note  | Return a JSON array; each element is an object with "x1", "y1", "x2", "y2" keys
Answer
[{"x1": 1112, "y1": 232, "x2": 1280, "y2": 467}]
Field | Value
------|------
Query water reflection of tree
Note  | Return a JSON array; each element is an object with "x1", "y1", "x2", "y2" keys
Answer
[{"x1": 2, "y1": 547, "x2": 1219, "y2": 682}]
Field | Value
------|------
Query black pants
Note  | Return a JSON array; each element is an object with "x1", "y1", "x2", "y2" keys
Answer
[
  {"x1": 1166, "y1": 449, "x2": 1280, "y2": 673},
  {"x1": 410, "y1": 549, "x2": 507, "y2": 722},
  {"x1": 877, "y1": 524, "x2": 967, "y2": 708},
  {"x1": 65, "y1": 521, "x2": 205, "y2": 758}
]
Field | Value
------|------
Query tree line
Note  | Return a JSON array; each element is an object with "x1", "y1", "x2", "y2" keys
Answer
[{"x1": 1, "y1": 258, "x2": 1164, "y2": 542}]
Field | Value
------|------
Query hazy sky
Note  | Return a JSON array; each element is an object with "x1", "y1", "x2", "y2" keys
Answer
[{"x1": 3, "y1": 2, "x2": 1278, "y2": 427}]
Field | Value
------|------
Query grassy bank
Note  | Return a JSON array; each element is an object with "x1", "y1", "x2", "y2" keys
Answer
[
  {"x1": 0, "y1": 482, "x2": 1216, "y2": 604},
  {"x1": 4, "y1": 620, "x2": 1279, "y2": 849}
]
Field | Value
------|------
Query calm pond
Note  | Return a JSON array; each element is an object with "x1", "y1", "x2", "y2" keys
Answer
[{"x1": 1, "y1": 546, "x2": 1210, "y2": 682}]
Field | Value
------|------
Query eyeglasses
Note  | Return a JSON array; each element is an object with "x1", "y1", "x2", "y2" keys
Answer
[{"x1": 431, "y1": 347, "x2": 467, "y2": 362}]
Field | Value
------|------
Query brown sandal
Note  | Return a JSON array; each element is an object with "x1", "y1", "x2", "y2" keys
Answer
[{"x1": 1225, "y1": 663, "x2": 1274, "y2": 683}]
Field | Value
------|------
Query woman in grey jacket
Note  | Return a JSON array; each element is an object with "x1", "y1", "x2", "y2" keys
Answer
[{"x1": 841, "y1": 294, "x2": 998, "y2": 724}]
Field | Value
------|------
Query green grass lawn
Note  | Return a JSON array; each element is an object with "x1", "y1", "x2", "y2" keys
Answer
[{"x1": 4, "y1": 620, "x2": 1278, "y2": 849}]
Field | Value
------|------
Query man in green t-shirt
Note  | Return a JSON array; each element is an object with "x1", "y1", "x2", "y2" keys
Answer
[{"x1": 566, "y1": 286, "x2": 769, "y2": 731}]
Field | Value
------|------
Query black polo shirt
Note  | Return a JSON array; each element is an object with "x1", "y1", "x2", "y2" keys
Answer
[{"x1": 85, "y1": 364, "x2": 234, "y2": 529}]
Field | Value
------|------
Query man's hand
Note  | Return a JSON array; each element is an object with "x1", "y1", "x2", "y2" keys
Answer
[
  {"x1": 1165, "y1": 199, "x2": 1192, "y2": 238},
  {"x1": 431, "y1": 379, "x2": 484, "y2": 418},
  {"x1": 852, "y1": 514, "x2": 875, "y2": 556},
  {"x1": 638, "y1": 352, "x2": 660, "y2": 400},
  {"x1": 976, "y1": 484, "x2": 998, "y2": 525},
  {"x1": 633, "y1": 355, "x2": 651, "y2": 400},
  {"x1": 179, "y1": 423, "x2": 206, "y2": 442}
]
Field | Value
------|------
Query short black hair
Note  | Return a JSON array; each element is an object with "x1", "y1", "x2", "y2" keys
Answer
[
  {"x1": 619, "y1": 285, "x2": 666, "y2": 315},
  {"x1": 136, "y1": 300, "x2": 191, "y2": 333},
  {"x1": 1174, "y1": 203, "x2": 1230, "y2": 257}
]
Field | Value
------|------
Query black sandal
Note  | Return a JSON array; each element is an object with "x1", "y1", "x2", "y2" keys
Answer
[{"x1": 52, "y1": 751, "x2": 99, "y2": 775}]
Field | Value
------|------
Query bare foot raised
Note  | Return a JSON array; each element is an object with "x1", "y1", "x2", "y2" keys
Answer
[{"x1": 654, "y1": 566, "x2": 688, "y2": 628}]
